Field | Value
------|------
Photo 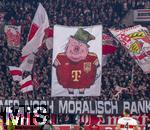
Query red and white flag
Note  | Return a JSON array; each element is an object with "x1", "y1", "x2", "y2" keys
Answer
[
  {"x1": 44, "y1": 28, "x2": 53, "y2": 50},
  {"x1": 102, "y1": 33, "x2": 117, "y2": 66},
  {"x1": 102, "y1": 33, "x2": 113, "y2": 44},
  {"x1": 112, "y1": 85, "x2": 128, "y2": 99},
  {"x1": 4, "y1": 25, "x2": 21, "y2": 48},
  {"x1": 110, "y1": 25, "x2": 150, "y2": 73},
  {"x1": 9, "y1": 66, "x2": 22, "y2": 81},
  {"x1": 19, "y1": 53, "x2": 35, "y2": 72},
  {"x1": 20, "y1": 75, "x2": 33, "y2": 93},
  {"x1": 21, "y1": 3, "x2": 49, "y2": 57}
]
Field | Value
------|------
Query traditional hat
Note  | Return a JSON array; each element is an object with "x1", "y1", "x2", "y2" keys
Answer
[{"x1": 72, "y1": 28, "x2": 95, "y2": 45}]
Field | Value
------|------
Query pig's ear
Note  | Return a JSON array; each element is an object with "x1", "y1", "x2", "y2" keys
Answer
[{"x1": 69, "y1": 36, "x2": 76, "y2": 42}]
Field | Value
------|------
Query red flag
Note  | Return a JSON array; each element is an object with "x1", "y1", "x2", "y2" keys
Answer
[{"x1": 102, "y1": 44, "x2": 117, "y2": 55}]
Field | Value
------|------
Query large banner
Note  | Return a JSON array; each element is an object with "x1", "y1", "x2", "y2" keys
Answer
[
  {"x1": 4, "y1": 25, "x2": 21, "y2": 48},
  {"x1": 51, "y1": 25, "x2": 102, "y2": 97},
  {"x1": 110, "y1": 25, "x2": 150, "y2": 73},
  {"x1": 0, "y1": 100, "x2": 149, "y2": 127},
  {"x1": 1, "y1": 99, "x2": 150, "y2": 115}
]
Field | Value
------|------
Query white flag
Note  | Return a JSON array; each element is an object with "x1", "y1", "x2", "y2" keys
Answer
[
  {"x1": 20, "y1": 75, "x2": 33, "y2": 93},
  {"x1": 9, "y1": 66, "x2": 22, "y2": 81},
  {"x1": 21, "y1": 3, "x2": 49, "y2": 56},
  {"x1": 19, "y1": 53, "x2": 35, "y2": 72}
]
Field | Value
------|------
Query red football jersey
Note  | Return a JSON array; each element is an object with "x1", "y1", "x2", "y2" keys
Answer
[{"x1": 54, "y1": 52, "x2": 99, "y2": 89}]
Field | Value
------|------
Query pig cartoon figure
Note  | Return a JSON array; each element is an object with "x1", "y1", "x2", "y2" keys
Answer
[{"x1": 54, "y1": 28, "x2": 100, "y2": 94}]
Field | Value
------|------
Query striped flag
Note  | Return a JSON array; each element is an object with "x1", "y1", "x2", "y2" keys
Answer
[
  {"x1": 20, "y1": 75, "x2": 33, "y2": 93},
  {"x1": 8, "y1": 66, "x2": 22, "y2": 81}
]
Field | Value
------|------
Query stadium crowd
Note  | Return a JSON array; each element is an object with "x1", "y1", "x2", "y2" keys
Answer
[{"x1": 0, "y1": 0, "x2": 149, "y2": 102}]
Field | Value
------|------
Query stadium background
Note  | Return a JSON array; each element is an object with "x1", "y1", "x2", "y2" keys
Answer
[{"x1": 0, "y1": 0, "x2": 150, "y2": 129}]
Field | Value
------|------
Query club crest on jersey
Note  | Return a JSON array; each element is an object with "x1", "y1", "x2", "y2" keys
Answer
[{"x1": 84, "y1": 62, "x2": 91, "y2": 73}]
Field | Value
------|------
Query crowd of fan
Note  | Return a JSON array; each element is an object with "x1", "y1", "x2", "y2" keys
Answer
[{"x1": 0, "y1": 0, "x2": 149, "y2": 101}]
